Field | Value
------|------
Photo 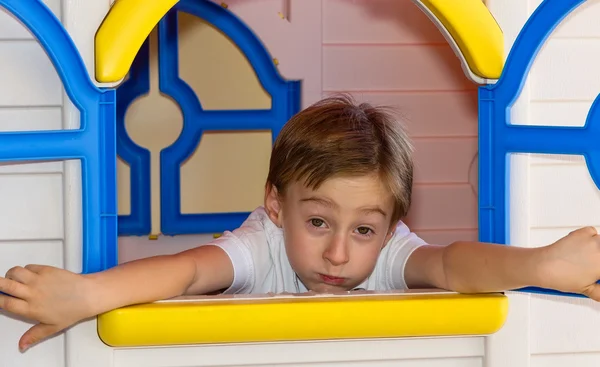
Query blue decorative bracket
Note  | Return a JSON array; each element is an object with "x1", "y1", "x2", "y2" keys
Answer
[{"x1": 0, "y1": 0, "x2": 118, "y2": 273}]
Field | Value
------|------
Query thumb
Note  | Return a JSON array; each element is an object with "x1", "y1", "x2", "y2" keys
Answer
[
  {"x1": 19, "y1": 323, "x2": 59, "y2": 352},
  {"x1": 582, "y1": 283, "x2": 600, "y2": 302}
]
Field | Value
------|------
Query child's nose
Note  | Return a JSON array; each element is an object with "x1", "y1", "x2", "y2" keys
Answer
[{"x1": 323, "y1": 235, "x2": 350, "y2": 266}]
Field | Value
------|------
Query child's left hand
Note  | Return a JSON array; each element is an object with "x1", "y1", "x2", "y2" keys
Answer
[{"x1": 538, "y1": 226, "x2": 600, "y2": 300}]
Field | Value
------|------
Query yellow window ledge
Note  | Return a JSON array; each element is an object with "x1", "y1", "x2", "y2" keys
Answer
[{"x1": 97, "y1": 289, "x2": 508, "y2": 347}]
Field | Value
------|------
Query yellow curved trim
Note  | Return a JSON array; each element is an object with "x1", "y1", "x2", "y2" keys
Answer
[
  {"x1": 412, "y1": 0, "x2": 504, "y2": 83},
  {"x1": 97, "y1": 290, "x2": 508, "y2": 347},
  {"x1": 94, "y1": 0, "x2": 179, "y2": 83},
  {"x1": 95, "y1": 0, "x2": 503, "y2": 84}
]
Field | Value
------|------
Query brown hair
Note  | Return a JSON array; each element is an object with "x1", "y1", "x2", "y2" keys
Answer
[{"x1": 266, "y1": 94, "x2": 414, "y2": 222}]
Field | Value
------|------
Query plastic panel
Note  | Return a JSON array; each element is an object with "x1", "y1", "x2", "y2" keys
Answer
[
  {"x1": 116, "y1": 0, "x2": 301, "y2": 236},
  {"x1": 0, "y1": 0, "x2": 117, "y2": 273},
  {"x1": 478, "y1": 0, "x2": 595, "y2": 297}
]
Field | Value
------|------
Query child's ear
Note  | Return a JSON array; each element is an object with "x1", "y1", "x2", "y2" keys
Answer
[
  {"x1": 383, "y1": 220, "x2": 400, "y2": 246},
  {"x1": 264, "y1": 183, "x2": 283, "y2": 227}
]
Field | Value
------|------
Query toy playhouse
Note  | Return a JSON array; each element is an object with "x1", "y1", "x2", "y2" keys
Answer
[{"x1": 2, "y1": 0, "x2": 600, "y2": 366}]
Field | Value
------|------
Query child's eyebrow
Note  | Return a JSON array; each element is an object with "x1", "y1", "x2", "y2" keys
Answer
[{"x1": 359, "y1": 206, "x2": 387, "y2": 217}]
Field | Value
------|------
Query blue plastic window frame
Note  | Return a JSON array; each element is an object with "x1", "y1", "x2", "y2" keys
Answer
[
  {"x1": 116, "y1": 0, "x2": 301, "y2": 236},
  {"x1": 0, "y1": 0, "x2": 117, "y2": 273},
  {"x1": 478, "y1": 0, "x2": 598, "y2": 298},
  {"x1": 115, "y1": 40, "x2": 152, "y2": 236}
]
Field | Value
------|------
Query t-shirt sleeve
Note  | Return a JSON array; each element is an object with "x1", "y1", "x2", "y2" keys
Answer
[
  {"x1": 208, "y1": 210, "x2": 272, "y2": 294},
  {"x1": 209, "y1": 230, "x2": 254, "y2": 294},
  {"x1": 383, "y1": 221, "x2": 428, "y2": 290}
]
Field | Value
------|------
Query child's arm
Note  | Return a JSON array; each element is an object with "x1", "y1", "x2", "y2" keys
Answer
[
  {"x1": 404, "y1": 226, "x2": 600, "y2": 300},
  {"x1": 0, "y1": 244, "x2": 233, "y2": 351}
]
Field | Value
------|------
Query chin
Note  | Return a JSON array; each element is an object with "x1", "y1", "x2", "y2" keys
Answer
[{"x1": 308, "y1": 283, "x2": 350, "y2": 294}]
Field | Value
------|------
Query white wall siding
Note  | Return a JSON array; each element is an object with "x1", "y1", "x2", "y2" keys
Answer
[{"x1": 0, "y1": 1, "x2": 67, "y2": 365}]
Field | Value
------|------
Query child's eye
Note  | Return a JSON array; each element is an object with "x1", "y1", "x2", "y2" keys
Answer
[
  {"x1": 311, "y1": 218, "x2": 325, "y2": 227},
  {"x1": 356, "y1": 227, "x2": 373, "y2": 236}
]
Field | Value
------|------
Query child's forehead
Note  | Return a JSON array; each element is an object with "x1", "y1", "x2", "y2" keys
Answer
[
  {"x1": 288, "y1": 174, "x2": 394, "y2": 205},
  {"x1": 311, "y1": 173, "x2": 386, "y2": 187}
]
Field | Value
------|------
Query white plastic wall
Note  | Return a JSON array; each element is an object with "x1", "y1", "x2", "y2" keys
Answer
[{"x1": 0, "y1": 1, "x2": 66, "y2": 365}]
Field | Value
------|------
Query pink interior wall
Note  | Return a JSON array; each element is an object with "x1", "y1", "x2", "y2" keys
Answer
[
  {"x1": 208, "y1": 0, "x2": 479, "y2": 246},
  {"x1": 321, "y1": 0, "x2": 479, "y2": 246}
]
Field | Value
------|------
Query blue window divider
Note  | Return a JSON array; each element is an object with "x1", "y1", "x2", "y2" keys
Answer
[
  {"x1": 0, "y1": 0, "x2": 118, "y2": 273},
  {"x1": 115, "y1": 39, "x2": 152, "y2": 236},
  {"x1": 116, "y1": 0, "x2": 301, "y2": 236}
]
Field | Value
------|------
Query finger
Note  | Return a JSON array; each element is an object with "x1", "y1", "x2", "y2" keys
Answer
[
  {"x1": 0, "y1": 276, "x2": 29, "y2": 299},
  {"x1": 0, "y1": 293, "x2": 29, "y2": 315},
  {"x1": 582, "y1": 283, "x2": 600, "y2": 302},
  {"x1": 569, "y1": 226, "x2": 597, "y2": 237},
  {"x1": 6, "y1": 266, "x2": 35, "y2": 284},
  {"x1": 23, "y1": 264, "x2": 46, "y2": 274},
  {"x1": 19, "y1": 323, "x2": 59, "y2": 352}
]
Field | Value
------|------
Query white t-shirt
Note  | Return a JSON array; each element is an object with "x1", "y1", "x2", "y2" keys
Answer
[{"x1": 211, "y1": 207, "x2": 426, "y2": 294}]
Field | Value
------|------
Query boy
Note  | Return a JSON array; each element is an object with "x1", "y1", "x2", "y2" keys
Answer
[{"x1": 2, "y1": 95, "x2": 600, "y2": 352}]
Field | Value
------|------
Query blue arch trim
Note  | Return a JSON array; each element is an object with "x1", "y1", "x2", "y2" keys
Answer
[
  {"x1": 479, "y1": 0, "x2": 594, "y2": 297},
  {"x1": 0, "y1": 0, "x2": 117, "y2": 273},
  {"x1": 116, "y1": 0, "x2": 301, "y2": 236}
]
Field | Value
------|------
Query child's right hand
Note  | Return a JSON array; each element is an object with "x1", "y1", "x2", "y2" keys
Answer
[
  {"x1": 0, "y1": 246, "x2": 236, "y2": 352},
  {"x1": 0, "y1": 264, "x2": 96, "y2": 352}
]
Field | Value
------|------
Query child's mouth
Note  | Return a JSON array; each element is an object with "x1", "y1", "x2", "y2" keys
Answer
[{"x1": 319, "y1": 274, "x2": 346, "y2": 285}]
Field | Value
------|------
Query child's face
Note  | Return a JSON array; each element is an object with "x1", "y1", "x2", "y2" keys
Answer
[{"x1": 266, "y1": 174, "x2": 397, "y2": 293}]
